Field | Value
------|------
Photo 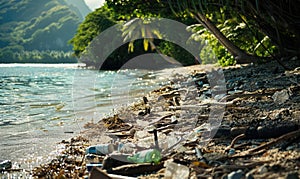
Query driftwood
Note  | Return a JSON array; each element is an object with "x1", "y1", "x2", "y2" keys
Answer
[
  {"x1": 90, "y1": 167, "x2": 138, "y2": 179},
  {"x1": 110, "y1": 162, "x2": 164, "y2": 176},
  {"x1": 158, "y1": 92, "x2": 180, "y2": 101},
  {"x1": 223, "y1": 124, "x2": 300, "y2": 139},
  {"x1": 220, "y1": 88, "x2": 285, "y2": 102},
  {"x1": 168, "y1": 101, "x2": 237, "y2": 111},
  {"x1": 231, "y1": 129, "x2": 300, "y2": 158},
  {"x1": 90, "y1": 167, "x2": 112, "y2": 179}
]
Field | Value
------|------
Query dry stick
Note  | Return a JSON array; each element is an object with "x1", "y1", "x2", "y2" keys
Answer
[
  {"x1": 220, "y1": 92, "x2": 272, "y2": 102},
  {"x1": 153, "y1": 129, "x2": 159, "y2": 150},
  {"x1": 149, "y1": 113, "x2": 174, "y2": 125},
  {"x1": 106, "y1": 123, "x2": 133, "y2": 133},
  {"x1": 225, "y1": 134, "x2": 246, "y2": 151},
  {"x1": 231, "y1": 129, "x2": 300, "y2": 158}
]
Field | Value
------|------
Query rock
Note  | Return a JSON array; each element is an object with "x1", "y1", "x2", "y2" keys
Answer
[
  {"x1": 286, "y1": 172, "x2": 299, "y2": 179},
  {"x1": 258, "y1": 165, "x2": 268, "y2": 174},
  {"x1": 228, "y1": 148, "x2": 235, "y2": 155},
  {"x1": 227, "y1": 169, "x2": 244, "y2": 179},
  {"x1": 0, "y1": 160, "x2": 12, "y2": 171}
]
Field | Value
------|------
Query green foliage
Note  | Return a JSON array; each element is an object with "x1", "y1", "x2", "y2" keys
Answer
[
  {"x1": 0, "y1": 0, "x2": 85, "y2": 63},
  {"x1": 157, "y1": 41, "x2": 196, "y2": 66},
  {"x1": 70, "y1": 5, "x2": 116, "y2": 57},
  {"x1": 73, "y1": 0, "x2": 298, "y2": 69},
  {"x1": 187, "y1": 9, "x2": 278, "y2": 66},
  {"x1": 168, "y1": 0, "x2": 299, "y2": 63},
  {"x1": 71, "y1": 6, "x2": 200, "y2": 69},
  {"x1": 105, "y1": 0, "x2": 299, "y2": 66}
]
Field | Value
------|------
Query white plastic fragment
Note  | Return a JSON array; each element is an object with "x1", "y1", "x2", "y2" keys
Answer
[
  {"x1": 272, "y1": 89, "x2": 289, "y2": 104},
  {"x1": 164, "y1": 160, "x2": 189, "y2": 179}
]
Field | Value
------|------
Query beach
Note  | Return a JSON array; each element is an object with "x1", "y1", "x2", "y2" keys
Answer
[{"x1": 3, "y1": 60, "x2": 300, "y2": 178}]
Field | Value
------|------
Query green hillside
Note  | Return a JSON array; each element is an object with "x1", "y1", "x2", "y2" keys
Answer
[
  {"x1": 65, "y1": 0, "x2": 91, "y2": 20},
  {"x1": 0, "y1": 0, "x2": 89, "y2": 63}
]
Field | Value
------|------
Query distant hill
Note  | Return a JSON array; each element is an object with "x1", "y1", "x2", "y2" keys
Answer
[
  {"x1": 65, "y1": 0, "x2": 91, "y2": 20},
  {"x1": 0, "y1": 0, "x2": 91, "y2": 63}
]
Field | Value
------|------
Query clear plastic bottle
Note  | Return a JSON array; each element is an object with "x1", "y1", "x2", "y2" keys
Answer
[
  {"x1": 86, "y1": 144, "x2": 114, "y2": 155},
  {"x1": 127, "y1": 149, "x2": 161, "y2": 164}
]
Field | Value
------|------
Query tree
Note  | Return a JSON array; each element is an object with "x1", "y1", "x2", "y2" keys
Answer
[
  {"x1": 106, "y1": 0, "x2": 300, "y2": 66},
  {"x1": 71, "y1": 3, "x2": 199, "y2": 69},
  {"x1": 69, "y1": 4, "x2": 116, "y2": 57}
]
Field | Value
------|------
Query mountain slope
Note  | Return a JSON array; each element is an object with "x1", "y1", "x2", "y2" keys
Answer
[
  {"x1": 0, "y1": 0, "x2": 90, "y2": 62},
  {"x1": 65, "y1": 0, "x2": 91, "y2": 20}
]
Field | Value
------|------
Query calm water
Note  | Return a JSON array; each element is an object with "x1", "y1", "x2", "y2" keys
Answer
[{"x1": 0, "y1": 64, "x2": 168, "y2": 168}]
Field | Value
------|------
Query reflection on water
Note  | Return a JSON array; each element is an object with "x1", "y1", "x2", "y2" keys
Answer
[{"x1": 0, "y1": 64, "x2": 168, "y2": 167}]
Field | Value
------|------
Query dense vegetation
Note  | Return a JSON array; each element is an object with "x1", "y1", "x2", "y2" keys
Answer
[
  {"x1": 0, "y1": 0, "x2": 90, "y2": 63},
  {"x1": 71, "y1": 0, "x2": 299, "y2": 69}
]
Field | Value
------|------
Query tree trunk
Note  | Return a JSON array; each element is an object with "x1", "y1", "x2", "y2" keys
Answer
[
  {"x1": 193, "y1": 12, "x2": 259, "y2": 64},
  {"x1": 245, "y1": 1, "x2": 300, "y2": 57}
]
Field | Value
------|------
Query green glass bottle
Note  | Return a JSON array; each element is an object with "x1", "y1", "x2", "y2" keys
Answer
[{"x1": 127, "y1": 149, "x2": 161, "y2": 164}]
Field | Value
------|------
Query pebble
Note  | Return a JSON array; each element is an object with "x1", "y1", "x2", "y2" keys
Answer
[
  {"x1": 255, "y1": 81, "x2": 265, "y2": 88},
  {"x1": 0, "y1": 160, "x2": 12, "y2": 170},
  {"x1": 227, "y1": 169, "x2": 244, "y2": 179},
  {"x1": 228, "y1": 148, "x2": 235, "y2": 155},
  {"x1": 258, "y1": 165, "x2": 268, "y2": 174}
]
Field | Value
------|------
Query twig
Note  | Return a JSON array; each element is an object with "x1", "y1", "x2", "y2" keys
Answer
[
  {"x1": 107, "y1": 123, "x2": 133, "y2": 133},
  {"x1": 225, "y1": 134, "x2": 246, "y2": 151},
  {"x1": 149, "y1": 113, "x2": 173, "y2": 125}
]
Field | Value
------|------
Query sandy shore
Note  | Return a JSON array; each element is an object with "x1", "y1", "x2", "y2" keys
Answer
[{"x1": 3, "y1": 60, "x2": 300, "y2": 178}]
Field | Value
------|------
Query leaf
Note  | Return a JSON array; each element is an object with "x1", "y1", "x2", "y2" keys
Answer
[
  {"x1": 152, "y1": 29, "x2": 162, "y2": 39},
  {"x1": 141, "y1": 25, "x2": 146, "y2": 37},
  {"x1": 128, "y1": 41, "x2": 134, "y2": 53},
  {"x1": 143, "y1": 38, "x2": 149, "y2": 51}
]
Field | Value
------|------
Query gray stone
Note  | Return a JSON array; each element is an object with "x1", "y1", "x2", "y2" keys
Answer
[
  {"x1": 228, "y1": 169, "x2": 244, "y2": 179},
  {"x1": 286, "y1": 172, "x2": 299, "y2": 179},
  {"x1": 258, "y1": 165, "x2": 268, "y2": 174}
]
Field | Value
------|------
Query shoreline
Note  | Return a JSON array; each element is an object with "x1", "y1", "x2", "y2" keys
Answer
[{"x1": 3, "y1": 60, "x2": 300, "y2": 178}]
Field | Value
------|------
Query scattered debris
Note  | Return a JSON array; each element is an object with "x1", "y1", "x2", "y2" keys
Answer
[{"x1": 25, "y1": 60, "x2": 300, "y2": 178}]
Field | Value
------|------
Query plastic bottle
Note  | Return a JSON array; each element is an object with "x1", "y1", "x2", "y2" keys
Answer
[
  {"x1": 127, "y1": 149, "x2": 161, "y2": 164},
  {"x1": 118, "y1": 142, "x2": 136, "y2": 153},
  {"x1": 86, "y1": 144, "x2": 114, "y2": 155}
]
